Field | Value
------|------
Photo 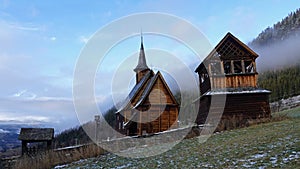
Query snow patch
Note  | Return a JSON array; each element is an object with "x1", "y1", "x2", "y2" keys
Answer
[
  {"x1": 54, "y1": 164, "x2": 68, "y2": 169},
  {"x1": 0, "y1": 129, "x2": 10, "y2": 133},
  {"x1": 251, "y1": 153, "x2": 267, "y2": 159}
]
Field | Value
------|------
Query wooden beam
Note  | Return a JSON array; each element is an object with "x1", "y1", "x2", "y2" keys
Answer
[
  {"x1": 168, "y1": 108, "x2": 170, "y2": 129},
  {"x1": 231, "y1": 60, "x2": 235, "y2": 74},
  {"x1": 220, "y1": 61, "x2": 225, "y2": 74},
  {"x1": 241, "y1": 60, "x2": 246, "y2": 73},
  {"x1": 208, "y1": 63, "x2": 212, "y2": 75},
  {"x1": 159, "y1": 107, "x2": 161, "y2": 132},
  {"x1": 175, "y1": 108, "x2": 178, "y2": 128},
  {"x1": 139, "y1": 112, "x2": 142, "y2": 135},
  {"x1": 253, "y1": 61, "x2": 257, "y2": 73}
]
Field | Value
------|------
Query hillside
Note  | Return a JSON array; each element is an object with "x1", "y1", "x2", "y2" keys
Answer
[
  {"x1": 249, "y1": 8, "x2": 300, "y2": 71},
  {"x1": 249, "y1": 8, "x2": 300, "y2": 48},
  {"x1": 251, "y1": 8, "x2": 300, "y2": 101},
  {"x1": 55, "y1": 107, "x2": 300, "y2": 168},
  {"x1": 0, "y1": 124, "x2": 25, "y2": 157},
  {"x1": 258, "y1": 64, "x2": 300, "y2": 102},
  {"x1": 54, "y1": 107, "x2": 116, "y2": 148}
]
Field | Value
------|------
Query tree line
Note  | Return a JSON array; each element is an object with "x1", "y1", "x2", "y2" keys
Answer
[
  {"x1": 54, "y1": 106, "x2": 117, "y2": 148},
  {"x1": 258, "y1": 64, "x2": 300, "y2": 102}
]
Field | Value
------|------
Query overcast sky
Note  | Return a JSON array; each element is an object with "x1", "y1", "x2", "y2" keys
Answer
[{"x1": 0, "y1": 0, "x2": 299, "y2": 132}]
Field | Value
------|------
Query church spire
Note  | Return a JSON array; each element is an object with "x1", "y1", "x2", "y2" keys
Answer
[
  {"x1": 134, "y1": 32, "x2": 149, "y2": 73},
  {"x1": 134, "y1": 32, "x2": 150, "y2": 83}
]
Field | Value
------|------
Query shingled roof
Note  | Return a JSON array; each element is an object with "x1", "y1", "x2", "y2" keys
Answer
[
  {"x1": 117, "y1": 70, "x2": 178, "y2": 114},
  {"x1": 18, "y1": 128, "x2": 54, "y2": 141},
  {"x1": 134, "y1": 71, "x2": 177, "y2": 108},
  {"x1": 116, "y1": 70, "x2": 154, "y2": 113}
]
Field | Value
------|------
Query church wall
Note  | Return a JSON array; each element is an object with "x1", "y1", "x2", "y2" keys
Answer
[{"x1": 146, "y1": 77, "x2": 176, "y2": 105}]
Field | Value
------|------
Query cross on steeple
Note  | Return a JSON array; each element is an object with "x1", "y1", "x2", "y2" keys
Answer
[{"x1": 134, "y1": 32, "x2": 150, "y2": 83}]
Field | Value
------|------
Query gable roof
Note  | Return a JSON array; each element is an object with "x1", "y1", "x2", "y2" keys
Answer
[
  {"x1": 195, "y1": 32, "x2": 258, "y2": 72},
  {"x1": 128, "y1": 70, "x2": 153, "y2": 101},
  {"x1": 18, "y1": 128, "x2": 54, "y2": 141},
  {"x1": 212, "y1": 32, "x2": 258, "y2": 59},
  {"x1": 134, "y1": 71, "x2": 178, "y2": 108},
  {"x1": 116, "y1": 70, "x2": 153, "y2": 113},
  {"x1": 117, "y1": 70, "x2": 178, "y2": 113}
]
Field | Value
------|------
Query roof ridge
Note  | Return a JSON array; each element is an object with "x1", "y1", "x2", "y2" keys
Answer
[
  {"x1": 116, "y1": 70, "x2": 153, "y2": 113},
  {"x1": 195, "y1": 32, "x2": 258, "y2": 72},
  {"x1": 134, "y1": 71, "x2": 178, "y2": 108}
]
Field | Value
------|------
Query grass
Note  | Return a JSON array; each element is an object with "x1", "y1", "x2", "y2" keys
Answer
[
  {"x1": 273, "y1": 106, "x2": 300, "y2": 118},
  {"x1": 55, "y1": 107, "x2": 300, "y2": 169}
]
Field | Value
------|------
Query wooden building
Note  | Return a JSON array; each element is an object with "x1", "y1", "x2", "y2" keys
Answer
[
  {"x1": 195, "y1": 32, "x2": 271, "y2": 131},
  {"x1": 115, "y1": 37, "x2": 179, "y2": 136},
  {"x1": 18, "y1": 128, "x2": 54, "y2": 155}
]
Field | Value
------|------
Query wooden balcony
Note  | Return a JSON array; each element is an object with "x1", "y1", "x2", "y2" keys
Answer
[{"x1": 210, "y1": 73, "x2": 258, "y2": 89}]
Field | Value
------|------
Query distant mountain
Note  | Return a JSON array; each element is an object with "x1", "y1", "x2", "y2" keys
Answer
[
  {"x1": 249, "y1": 8, "x2": 300, "y2": 71},
  {"x1": 0, "y1": 124, "x2": 21, "y2": 153},
  {"x1": 249, "y1": 8, "x2": 300, "y2": 48},
  {"x1": 247, "y1": 8, "x2": 300, "y2": 101}
]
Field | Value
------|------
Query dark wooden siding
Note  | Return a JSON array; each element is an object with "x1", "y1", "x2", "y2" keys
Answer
[{"x1": 196, "y1": 93, "x2": 271, "y2": 131}]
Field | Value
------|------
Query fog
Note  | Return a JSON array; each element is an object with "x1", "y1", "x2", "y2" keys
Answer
[{"x1": 252, "y1": 33, "x2": 300, "y2": 72}]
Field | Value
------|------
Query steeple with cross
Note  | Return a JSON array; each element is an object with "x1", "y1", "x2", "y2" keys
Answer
[{"x1": 134, "y1": 33, "x2": 150, "y2": 83}]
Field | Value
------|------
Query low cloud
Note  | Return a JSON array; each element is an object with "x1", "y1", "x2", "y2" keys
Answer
[
  {"x1": 5, "y1": 20, "x2": 44, "y2": 32},
  {"x1": 0, "y1": 114, "x2": 50, "y2": 123},
  {"x1": 0, "y1": 96, "x2": 79, "y2": 131},
  {"x1": 0, "y1": 129, "x2": 10, "y2": 133},
  {"x1": 253, "y1": 33, "x2": 300, "y2": 71},
  {"x1": 12, "y1": 90, "x2": 37, "y2": 99},
  {"x1": 79, "y1": 35, "x2": 90, "y2": 44},
  {"x1": 11, "y1": 25, "x2": 41, "y2": 31},
  {"x1": 50, "y1": 36, "x2": 56, "y2": 41}
]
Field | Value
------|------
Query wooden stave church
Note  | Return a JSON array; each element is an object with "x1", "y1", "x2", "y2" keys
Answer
[
  {"x1": 195, "y1": 32, "x2": 271, "y2": 131},
  {"x1": 115, "y1": 37, "x2": 179, "y2": 136}
]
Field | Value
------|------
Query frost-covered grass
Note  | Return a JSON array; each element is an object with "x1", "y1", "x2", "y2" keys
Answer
[
  {"x1": 274, "y1": 106, "x2": 300, "y2": 118},
  {"x1": 56, "y1": 108, "x2": 300, "y2": 169}
]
